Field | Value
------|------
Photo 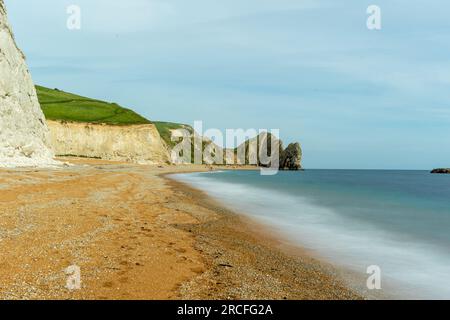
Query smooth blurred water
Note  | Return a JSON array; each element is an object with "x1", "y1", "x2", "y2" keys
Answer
[{"x1": 172, "y1": 170, "x2": 450, "y2": 299}]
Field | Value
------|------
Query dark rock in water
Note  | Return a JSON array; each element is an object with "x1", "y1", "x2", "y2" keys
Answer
[
  {"x1": 279, "y1": 143, "x2": 302, "y2": 171},
  {"x1": 431, "y1": 168, "x2": 450, "y2": 174}
]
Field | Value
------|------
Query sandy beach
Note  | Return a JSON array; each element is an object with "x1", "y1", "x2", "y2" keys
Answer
[{"x1": 0, "y1": 159, "x2": 360, "y2": 300}]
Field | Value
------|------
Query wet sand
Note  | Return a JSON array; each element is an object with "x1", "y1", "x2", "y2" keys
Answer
[{"x1": 0, "y1": 159, "x2": 361, "y2": 300}]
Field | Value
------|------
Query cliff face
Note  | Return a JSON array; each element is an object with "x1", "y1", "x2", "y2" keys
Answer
[
  {"x1": 47, "y1": 121, "x2": 169, "y2": 164},
  {"x1": 169, "y1": 129, "x2": 302, "y2": 170},
  {"x1": 0, "y1": 1, "x2": 56, "y2": 167},
  {"x1": 235, "y1": 132, "x2": 283, "y2": 167},
  {"x1": 169, "y1": 129, "x2": 234, "y2": 165},
  {"x1": 280, "y1": 143, "x2": 302, "y2": 170}
]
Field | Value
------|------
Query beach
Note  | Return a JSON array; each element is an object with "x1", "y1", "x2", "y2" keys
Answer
[{"x1": 0, "y1": 159, "x2": 360, "y2": 300}]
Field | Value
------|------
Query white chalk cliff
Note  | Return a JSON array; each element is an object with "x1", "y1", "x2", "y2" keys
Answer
[{"x1": 0, "y1": 1, "x2": 56, "y2": 167}]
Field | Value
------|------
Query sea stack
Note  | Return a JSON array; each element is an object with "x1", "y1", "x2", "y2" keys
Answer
[
  {"x1": 0, "y1": 1, "x2": 56, "y2": 167},
  {"x1": 280, "y1": 142, "x2": 302, "y2": 170}
]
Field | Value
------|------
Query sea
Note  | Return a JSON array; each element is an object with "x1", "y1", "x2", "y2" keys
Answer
[{"x1": 171, "y1": 169, "x2": 450, "y2": 299}]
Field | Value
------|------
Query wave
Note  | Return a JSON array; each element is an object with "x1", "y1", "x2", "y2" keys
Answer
[{"x1": 172, "y1": 172, "x2": 450, "y2": 299}]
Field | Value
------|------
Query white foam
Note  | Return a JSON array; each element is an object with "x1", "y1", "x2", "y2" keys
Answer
[{"x1": 173, "y1": 172, "x2": 450, "y2": 299}]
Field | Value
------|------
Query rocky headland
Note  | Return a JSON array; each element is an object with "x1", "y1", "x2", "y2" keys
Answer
[{"x1": 280, "y1": 143, "x2": 302, "y2": 170}]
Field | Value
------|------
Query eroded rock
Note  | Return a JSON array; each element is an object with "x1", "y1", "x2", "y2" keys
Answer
[
  {"x1": 431, "y1": 168, "x2": 450, "y2": 174},
  {"x1": 0, "y1": 1, "x2": 56, "y2": 167},
  {"x1": 280, "y1": 143, "x2": 302, "y2": 171}
]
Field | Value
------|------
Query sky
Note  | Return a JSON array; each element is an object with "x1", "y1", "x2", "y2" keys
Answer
[{"x1": 4, "y1": 0, "x2": 450, "y2": 169}]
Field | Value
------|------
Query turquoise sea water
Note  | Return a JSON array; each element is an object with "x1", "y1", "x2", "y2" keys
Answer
[{"x1": 172, "y1": 170, "x2": 450, "y2": 299}]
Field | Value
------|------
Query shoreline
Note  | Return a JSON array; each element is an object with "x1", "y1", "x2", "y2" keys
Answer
[
  {"x1": 0, "y1": 159, "x2": 361, "y2": 299},
  {"x1": 167, "y1": 171, "x2": 404, "y2": 300},
  {"x1": 163, "y1": 172, "x2": 362, "y2": 299},
  {"x1": 167, "y1": 171, "x2": 397, "y2": 300}
]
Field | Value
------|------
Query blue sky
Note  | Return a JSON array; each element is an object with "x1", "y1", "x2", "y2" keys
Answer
[{"x1": 4, "y1": 0, "x2": 450, "y2": 169}]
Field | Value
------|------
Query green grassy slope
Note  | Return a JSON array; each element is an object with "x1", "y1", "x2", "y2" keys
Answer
[
  {"x1": 36, "y1": 85, "x2": 196, "y2": 150},
  {"x1": 36, "y1": 85, "x2": 151, "y2": 125},
  {"x1": 153, "y1": 121, "x2": 194, "y2": 148}
]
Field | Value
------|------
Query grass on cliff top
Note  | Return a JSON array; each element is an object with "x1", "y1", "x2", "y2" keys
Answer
[
  {"x1": 36, "y1": 85, "x2": 193, "y2": 148},
  {"x1": 153, "y1": 121, "x2": 194, "y2": 148},
  {"x1": 36, "y1": 85, "x2": 151, "y2": 125}
]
